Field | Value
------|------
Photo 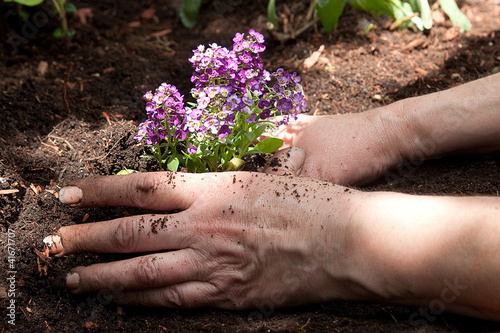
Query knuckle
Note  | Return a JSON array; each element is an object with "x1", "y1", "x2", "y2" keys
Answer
[
  {"x1": 111, "y1": 218, "x2": 139, "y2": 252},
  {"x1": 160, "y1": 286, "x2": 184, "y2": 308},
  {"x1": 64, "y1": 224, "x2": 90, "y2": 254},
  {"x1": 134, "y1": 257, "x2": 161, "y2": 287},
  {"x1": 126, "y1": 173, "x2": 159, "y2": 208}
]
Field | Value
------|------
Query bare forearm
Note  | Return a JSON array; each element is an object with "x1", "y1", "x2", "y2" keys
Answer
[
  {"x1": 371, "y1": 73, "x2": 500, "y2": 164},
  {"x1": 347, "y1": 191, "x2": 500, "y2": 321}
]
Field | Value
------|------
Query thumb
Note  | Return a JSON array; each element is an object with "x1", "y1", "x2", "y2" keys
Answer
[{"x1": 263, "y1": 147, "x2": 306, "y2": 176}]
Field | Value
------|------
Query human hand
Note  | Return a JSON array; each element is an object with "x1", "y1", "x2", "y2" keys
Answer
[
  {"x1": 276, "y1": 112, "x2": 408, "y2": 186},
  {"x1": 43, "y1": 170, "x2": 364, "y2": 309}
]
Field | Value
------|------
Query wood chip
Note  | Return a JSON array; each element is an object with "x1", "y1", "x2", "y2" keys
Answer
[
  {"x1": 415, "y1": 67, "x2": 429, "y2": 75},
  {"x1": 75, "y1": 7, "x2": 93, "y2": 25},
  {"x1": 37, "y1": 61, "x2": 48, "y2": 77},
  {"x1": 0, "y1": 189, "x2": 19, "y2": 195},
  {"x1": 30, "y1": 184, "x2": 39, "y2": 195},
  {"x1": 141, "y1": 8, "x2": 156, "y2": 21},
  {"x1": 443, "y1": 27, "x2": 460, "y2": 41},
  {"x1": 45, "y1": 189, "x2": 59, "y2": 198},
  {"x1": 404, "y1": 39, "x2": 424, "y2": 52},
  {"x1": 303, "y1": 45, "x2": 325, "y2": 69},
  {"x1": 34, "y1": 248, "x2": 52, "y2": 265},
  {"x1": 146, "y1": 28, "x2": 173, "y2": 40}
]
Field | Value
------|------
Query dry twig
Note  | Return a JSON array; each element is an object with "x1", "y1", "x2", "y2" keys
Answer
[{"x1": 62, "y1": 62, "x2": 74, "y2": 114}]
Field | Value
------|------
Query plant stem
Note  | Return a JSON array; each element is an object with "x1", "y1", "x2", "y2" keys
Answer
[{"x1": 52, "y1": 0, "x2": 68, "y2": 37}]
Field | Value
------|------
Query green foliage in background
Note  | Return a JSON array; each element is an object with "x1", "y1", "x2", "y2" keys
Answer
[
  {"x1": 179, "y1": 0, "x2": 202, "y2": 29},
  {"x1": 3, "y1": 0, "x2": 76, "y2": 38},
  {"x1": 267, "y1": 0, "x2": 471, "y2": 33},
  {"x1": 4, "y1": 0, "x2": 43, "y2": 5},
  {"x1": 297, "y1": 0, "x2": 471, "y2": 33}
]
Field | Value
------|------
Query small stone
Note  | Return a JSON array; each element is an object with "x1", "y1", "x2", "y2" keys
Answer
[{"x1": 37, "y1": 61, "x2": 48, "y2": 77}]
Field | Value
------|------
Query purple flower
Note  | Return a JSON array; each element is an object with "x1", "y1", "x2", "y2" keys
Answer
[
  {"x1": 187, "y1": 143, "x2": 197, "y2": 154},
  {"x1": 293, "y1": 93, "x2": 303, "y2": 104},
  {"x1": 207, "y1": 85, "x2": 220, "y2": 98},
  {"x1": 204, "y1": 117, "x2": 220, "y2": 134},
  {"x1": 227, "y1": 94, "x2": 241, "y2": 105},
  {"x1": 272, "y1": 84, "x2": 284, "y2": 95},
  {"x1": 233, "y1": 42, "x2": 244, "y2": 53},
  {"x1": 260, "y1": 109, "x2": 271, "y2": 120},
  {"x1": 233, "y1": 32, "x2": 244, "y2": 43},
  {"x1": 239, "y1": 52, "x2": 252, "y2": 63},
  {"x1": 220, "y1": 86, "x2": 232, "y2": 97},
  {"x1": 242, "y1": 94, "x2": 254, "y2": 106},
  {"x1": 175, "y1": 129, "x2": 187, "y2": 140},
  {"x1": 200, "y1": 56, "x2": 211, "y2": 67},
  {"x1": 247, "y1": 113, "x2": 258, "y2": 123},
  {"x1": 145, "y1": 102, "x2": 156, "y2": 113},
  {"x1": 241, "y1": 106, "x2": 251, "y2": 113},
  {"x1": 218, "y1": 124, "x2": 231, "y2": 139},
  {"x1": 258, "y1": 99, "x2": 271, "y2": 109},
  {"x1": 198, "y1": 93, "x2": 210, "y2": 109},
  {"x1": 249, "y1": 29, "x2": 264, "y2": 43},
  {"x1": 143, "y1": 91, "x2": 153, "y2": 101}
]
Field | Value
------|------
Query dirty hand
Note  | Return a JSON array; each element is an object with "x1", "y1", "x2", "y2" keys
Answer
[
  {"x1": 276, "y1": 112, "x2": 406, "y2": 186},
  {"x1": 43, "y1": 162, "x2": 365, "y2": 309}
]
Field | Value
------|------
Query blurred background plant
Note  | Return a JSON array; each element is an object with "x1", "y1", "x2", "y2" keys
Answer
[
  {"x1": 181, "y1": 0, "x2": 471, "y2": 38},
  {"x1": 4, "y1": 0, "x2": 76, "y2": 38}
]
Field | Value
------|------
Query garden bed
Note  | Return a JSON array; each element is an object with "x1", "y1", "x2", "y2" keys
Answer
[{"x1": 1, "y1": 0, "x2": 500, "y2": 331}]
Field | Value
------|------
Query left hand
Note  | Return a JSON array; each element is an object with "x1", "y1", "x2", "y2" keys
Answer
[{"x1": 44, "y1": 163, "x2": 364, "y2": 309}]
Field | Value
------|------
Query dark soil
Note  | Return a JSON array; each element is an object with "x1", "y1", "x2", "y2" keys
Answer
[{"x1": 1, "y1": 0, "x2": 500, "y2": 332}]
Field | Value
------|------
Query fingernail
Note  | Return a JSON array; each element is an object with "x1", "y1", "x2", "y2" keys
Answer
[
  {"x1": 66, "y1": 272, "x2": 80, "y2": 290},
  {"x1": 288, "y1": 147, "x2": 306, "y2": 171},
  {"x1": 43, "y1": 235, "x2": 63, "y2": 256},
  {"x1": 59, "y1": 186, "x2": 82, "y2": 204}
]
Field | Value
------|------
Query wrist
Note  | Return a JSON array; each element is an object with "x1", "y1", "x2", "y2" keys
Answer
[
  {"x1": 362, "y1": 102, "x2": 421, "y2": 180},
  {"x1": 312, "y1": 186, "x2": 385, "y2": 302}
]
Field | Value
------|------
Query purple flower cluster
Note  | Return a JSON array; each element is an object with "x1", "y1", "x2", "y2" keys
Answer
[
  {"x1": 136, "y1": 29, "x2": 306, "y2": 154},
  {"x1": 134, "y1": 83, "x2": 187, "y2": 145}
]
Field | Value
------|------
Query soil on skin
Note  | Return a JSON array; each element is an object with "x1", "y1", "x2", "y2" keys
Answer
[{"x1": 1, "y1": 0, "x2": 500, "y2": 332}]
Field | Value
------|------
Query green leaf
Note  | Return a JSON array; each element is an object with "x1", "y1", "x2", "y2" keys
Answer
[
  {"x1": 439, "y1": 0, "x2": 471, "y2": 32},
  {"x1": 316, "y1": 0, "x2": 347, "y2": 32},
  {"x1": 389, "y1": 0, "x2": 409, "y2": 20},
  {"x1": 349, "y1": 0, "x2": 394, "y2": 18},
  {"x1": 4, "y1": 0, "x2": 44, "y2": 6},
  {"x1": 416, "y1": 0, "x2": 432, "y2": 30},
  {"x1": 267, "y1": 0, "x2": 278, "y2": 29},
  {"x1": 53, "y1": 27, "x2": 65, "y2": 39},
  {"x1": 253, "y1": 138, "x2": 283, "y2": 154},
  {"x1": 252, "y1": 124, "x2": 268, "y2": 139},
  {"x1": 243, "y1": 131, "x2": 255, "y2": 143},
  {"x1": 66, "y1": 2, "x2": 77, "y2": 12},
  {"x1": 179, "y1": 0, "x2": 202, "y2": 29},
  {"x1": 389, "y1": 0, "x2": 421, "y2": 30},
  {"x1": 167, "y1": 157, "x2": 180, "y2": 172},
  {"x1": 117, "y1": 169, "x2": 138, "y2": 175}
]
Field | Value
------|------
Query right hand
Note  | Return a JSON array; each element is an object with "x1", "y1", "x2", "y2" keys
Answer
[{"x1": 276, "y1": 112, "x2": 406, "y2": 186}]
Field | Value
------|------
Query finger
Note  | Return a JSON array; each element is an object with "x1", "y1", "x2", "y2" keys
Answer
[
  {"x1": 59, "y1": 171, "x2": 200, "y2": 210},
  {"x1": 43, "y1": 213, "x2": 194, "y2": 257},
  {"x1": 263, "y1": 146, "x2": 306, "y2": 176},
  {"x1": 66, "y1": 250, "x2": 204, "y2": 294},
  {"x1": 112, "y1": 281, "x2": 222, "y2": 308}
]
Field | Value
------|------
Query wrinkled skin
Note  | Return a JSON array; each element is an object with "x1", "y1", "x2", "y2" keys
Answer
[{"x1": 46, "y1": 170, "x2": 364, "y2": 309}]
